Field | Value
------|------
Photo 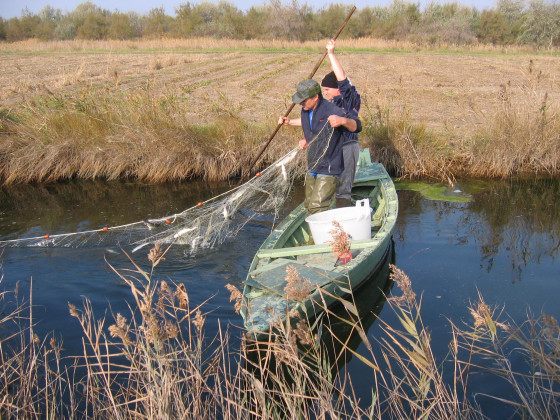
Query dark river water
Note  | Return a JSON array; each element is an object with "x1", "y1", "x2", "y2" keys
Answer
[{"x1": 1, "y1": 177, "x2": 559, "y2": 418}]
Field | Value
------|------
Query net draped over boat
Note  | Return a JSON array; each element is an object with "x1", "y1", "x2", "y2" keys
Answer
[{"x1": 0, "y1": 125, "x2": 335, "y2": 253}]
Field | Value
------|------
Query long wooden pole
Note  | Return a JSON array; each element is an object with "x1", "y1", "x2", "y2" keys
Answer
[{"x1": 237, "y1": 6, "x2": 356, "y2": 186}]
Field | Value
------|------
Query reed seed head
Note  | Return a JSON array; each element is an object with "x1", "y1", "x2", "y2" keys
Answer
[
  {"x1": 284, "y1": 265, "x2": 314, "y2": 301},
  {"x1": 68, "y1": 302, "x2": 79, "y2": 318},
  {"x1": 148, "y1": 242, "x2": 165, "y2": 267},
  {"x1": 176, "y1": 283, "x2": 189, "y2": 309},
  {"x1": 109, "y1": 313, "x2": 132, "y2": 345},
  {"x1": 225, "y1": 283, "x2": 243, "y2": 314},
  {"x1": 542, "y1": 313, "x2": 559, "y2": 339},
  {"x1": 193, "y1": 309, "x2": 205, "y2": 333},
  {"x1": 328, "y1": 221, "x2": 352, "y2": 256},
  {"x1": 388, "y1": 264, "x2": 416, "y2": 305},
  {"x1": 165, "y1": 321, "x2": 179, "y2": 339}
]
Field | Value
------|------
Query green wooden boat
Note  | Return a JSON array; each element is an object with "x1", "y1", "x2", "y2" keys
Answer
[{"x1": 240, "y1": 149, "x2": 398, "y2": 341}]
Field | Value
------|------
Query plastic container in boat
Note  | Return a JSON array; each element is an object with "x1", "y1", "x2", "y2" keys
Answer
[{"x1": 305, "y1": 199, "x2": 372, "y2": 245}]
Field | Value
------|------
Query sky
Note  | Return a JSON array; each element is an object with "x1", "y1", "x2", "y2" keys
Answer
[{"x1": 0, "y1": 0, "x2": 498, "y2": 20}]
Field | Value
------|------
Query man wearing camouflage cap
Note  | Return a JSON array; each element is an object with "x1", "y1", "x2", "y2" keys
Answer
[{"x1": 280, "y1": 79, "x2": 361, "y2": 215}]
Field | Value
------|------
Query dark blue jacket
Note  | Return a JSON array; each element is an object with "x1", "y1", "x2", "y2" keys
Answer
[
  {"x1": 333, "y1": 78, "x2": 361, "y2": 144},
  {"x1": 301, "y1": 96, "x2": 361, "y2": 176}
]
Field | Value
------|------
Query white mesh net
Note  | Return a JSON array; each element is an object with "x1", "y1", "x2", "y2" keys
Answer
[{"x1": 0, "y1": 124, "x2": 335, "y2": 254}]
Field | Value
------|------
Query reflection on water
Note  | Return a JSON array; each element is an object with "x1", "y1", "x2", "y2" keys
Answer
[
  {"x1": 319, "y1": 242, "x2": 394, "y2": 373},
  {"x1": 3, "y1": 178, "x2": 557, "y2": 279},
  {"x1": 467, "y1": 179, "x2": 560, "y2": 280},
  {"x1": 0, "y1": 179, "x2": 232, "y2": 241},
  {"x1": 395, "y1": 178, "x2": 560, "y2": 283},
  {"x1": 0, "y1": 179, "x2": 277, "y2": 358},
  {"x1": 392, "y1": 178, "x2": 560, "y2": 418}
]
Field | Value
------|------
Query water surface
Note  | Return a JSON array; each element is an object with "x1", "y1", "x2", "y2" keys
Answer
[{"x1": 1, "y1": 177, "x2": 559, "y2": 417}]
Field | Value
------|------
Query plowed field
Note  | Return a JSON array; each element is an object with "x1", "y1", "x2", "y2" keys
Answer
[{"x1": 1, "y1": 44, "x2": 558, "y2": 137}]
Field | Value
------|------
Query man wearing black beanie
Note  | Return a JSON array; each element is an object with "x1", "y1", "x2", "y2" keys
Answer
[{"x1": 321, "y1": 39, "x2": 361, "y2": 208}]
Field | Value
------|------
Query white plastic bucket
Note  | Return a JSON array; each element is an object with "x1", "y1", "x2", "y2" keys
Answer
[{"x1": 305, "y1": 199, "x2": 372, "y2": 245}]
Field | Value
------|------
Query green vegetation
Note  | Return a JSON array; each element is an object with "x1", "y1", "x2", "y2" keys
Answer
[
  {"x1": 395, "y1": 181, "x2": 472, "y2": 202},
  {"x1": 1, "y1": 246, "x2": 558, "y2": 418},
  {"x1": 1, "y1": 0, "x2": 560, "y2": 49}
]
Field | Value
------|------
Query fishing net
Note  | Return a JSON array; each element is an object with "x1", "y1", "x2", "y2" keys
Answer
[{"x1": 0, "y1": 124, "x2": 336, "y2": 254}]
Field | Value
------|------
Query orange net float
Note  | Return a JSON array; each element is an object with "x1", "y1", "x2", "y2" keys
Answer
[
  {"x1": 165, "y1": 219, "x2": 172, "y2": 224},
  {"x1": 197, "y1": 202, "x2": 203, "y2": 207},
  {"x1": 44, "y1": 234, "x2": 50, "y2": 239},
  {"x1": 256, "y1": 172, "x2": 261, "y2": 177},
  {"x1": 102, "y1": 226, "x2": 109, "y2": 231}
]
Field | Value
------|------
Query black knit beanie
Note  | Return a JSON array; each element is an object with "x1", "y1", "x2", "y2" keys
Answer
[{"x1": 321, "y1": 71, "x2": 338, "y2": 89}]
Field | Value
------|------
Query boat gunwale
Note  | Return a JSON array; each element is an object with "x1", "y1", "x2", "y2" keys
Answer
[
  {"x1": 254, "y1": 163, "x2": 397, "y2": 260},
  {"x1": 241, "y1": 158, "x2": 398, "y2": 335}
]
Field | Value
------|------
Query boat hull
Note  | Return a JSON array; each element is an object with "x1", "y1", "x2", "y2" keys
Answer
[{"x1": 241, "y1": 150, "x2": 398, "y2": 341}]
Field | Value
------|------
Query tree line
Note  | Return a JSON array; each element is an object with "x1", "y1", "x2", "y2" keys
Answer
[{"x1": 1, "y1": 0, "x2": 559, "y2": 48}]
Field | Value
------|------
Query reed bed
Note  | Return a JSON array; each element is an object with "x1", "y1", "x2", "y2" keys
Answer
[
  {"x1": 0, "y1": 85, "x2": 287, "y2": 184},
  {"x1": 2, "y1": 78, "x2": 560, "y2": 185},
  {"x1": 361, "y1": 70, "x2": 560, "y2": 182},
  {"x1": 466, "y1": 84, "x2": 560, "y2": 178},
  {"x1": 361, "y1": 97, "x2": 458, "y2": 184},
  {"x1": 1, "y1": 245, "x2": 559, "y2": 418}
]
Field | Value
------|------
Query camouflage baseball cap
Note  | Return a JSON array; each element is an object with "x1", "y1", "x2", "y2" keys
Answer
[{"x1": 292, "y1": 79, "x2": 321, "y2": 104}]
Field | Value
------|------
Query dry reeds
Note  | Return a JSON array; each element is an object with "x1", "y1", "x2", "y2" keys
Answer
[
  {"x1": 284, "y1": 264, "x2": 314, "y2": 302},
  {"x1": 362, "y1": 97, "x2": 457, "y2": 183},
  {"x1": 328, "y1": 220, "x2": 352, "y2": 259},
  {"x1": 362, "y1": 66, "x2": 560, "y2": 181},
  {"x1": 0, "y1": 84, "x2": 282, "y2": 185},
  {"x1": 0, "y1": 281, "x2": 75, "y2": 419},
  {"x1": 466, "y1": 79, "x2": 560, "y2": 178},
  {"x1": 375, "y1": 265, "x2": 473, "y2": 418},
  {"x1": 13, "y1": 74, "x2": 558, "y2": 186}
]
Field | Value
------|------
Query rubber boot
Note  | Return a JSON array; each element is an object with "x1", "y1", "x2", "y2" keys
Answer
[{"x1": 306, "y1": 174, "x2": 337, "y2": 215}]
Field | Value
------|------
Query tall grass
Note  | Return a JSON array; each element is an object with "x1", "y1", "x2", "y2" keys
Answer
[
  {"x1": 1, "y1": 246, "x2": 559, "y2": 418},
  {"x1": 4, "y1": 81, "x2": 559, "y2": 185},
  {"x1": 467, "y1": 82, "x2": 560, "y2": 178},
  {"x1": 362, "y1": 69, "x2": 560, "y2": 181},
  {"x1": 0, "y1": 84, "x2": 288, "y2": 185},
  {"x1": 361, "y1": 96, "x2": 457, "y2": 184}
]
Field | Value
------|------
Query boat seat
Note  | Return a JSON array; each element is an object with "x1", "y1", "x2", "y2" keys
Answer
[
  {"x1": 296, "y1": 252, "x2": 338, "y2": 270},
  {"x1": 256, "y1": 244, "x2": 333, "y2": 259},
  {"x1": 246, "y1": 258, "x2": 335, "y2": 295},
  {"x1": 256, "y1": 238, "x2": 381, "y2": 260}
]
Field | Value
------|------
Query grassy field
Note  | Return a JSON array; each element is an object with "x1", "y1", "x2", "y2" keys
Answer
[{"x1": 1, "y1": 38, "x2": 559, "y2": 183}]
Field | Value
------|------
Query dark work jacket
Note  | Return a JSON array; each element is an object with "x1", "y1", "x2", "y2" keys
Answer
[
  {"x1": 333, "y1": 77, "x2": 361, "y2": 144},
  {"x1": 301, "y1": 96, "x2": 361, "y2": 176}
]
